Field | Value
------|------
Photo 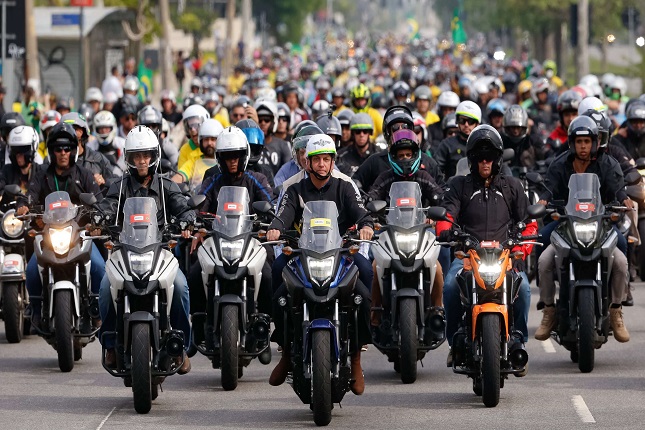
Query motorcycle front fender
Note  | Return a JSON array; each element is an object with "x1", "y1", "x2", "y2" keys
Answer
[
  {"x1": 49, "y1": 281, "x2": 80, "y2": 319},
  {"x1": 303, "y1": 319, "x2": 339, "y2": 365},
  {"x1": 471, "y1": 303, "x2": 508, "y2": 341}
]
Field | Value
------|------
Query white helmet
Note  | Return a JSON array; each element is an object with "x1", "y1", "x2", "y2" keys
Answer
[
  {"x1": 473, "y1": 78, "x2": 490, "y2": 96},
  {"x1": 455, "y1": 100, "x2": 482, "y2": 123},
  {"x1": 93, "y1": 110, "x2": 118, "y2": 146},
  {"x1": 161, "y1": 89, "x2": 176, "y2": 103},
  {"x1": 611, "y1": 76, "x2": 627, "y2": 96},
  {"x1": 104, "y1": 91, "x2": 119, "y2": 104},
  {"x1": 215, "y1": 126, "x2": 250, "y2": 173},
  {"x1": 123, "y1": 76, "x2": 140, "y2": 93},
  {"x1": 40, "y1": 110, "x2": 62, "y2": 133},
  {"x1": 182, "y1": 104, "x2": 210, "y2": 136},
  {"x1": 8, "y1": 126, "x2": 38, "y2": 164},
  {"x1": 311, "y1": 100, "x2": 330, "y2": 120},
  {"x1": 124, "y1": 125, "x2": 160, "y2": 175},
  {"x1": 85, "y1": 87, "x2": 103, "y2": 105},
  {"x1": 253, "y1": 98, "x2": 278, "y2": 133},
  {"x1": 161, "y1": 118, "x2": 170, "y2": 135},
  {"x1": 306, "y1": 134, "x2": 337, "y2": 158},
  {"x1": 436, "y1": 91, "x2": 460, "y2": 109},
  {"x1": 580, "y1": 74, "x2": 600, "y2": 88},
  {"x1": 578, "y1": 96, "x2": 607, "y2": 115},
  {"x1": 255, "y1": 87, "x2": 277, "y2": 102},
  {"x1": 600, "y1": 73, "x2": 616, "y2": 92},
  {"x1": 199, "y1": 118, "x2": 224, "y2": 141}
]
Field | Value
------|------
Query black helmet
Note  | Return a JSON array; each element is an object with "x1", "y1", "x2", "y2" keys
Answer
[
  {"x1": 56, "y1": 96, "x2": 73, "y2": 112},
  {"x1": 441, "y1": 113, "x2": 457, "y2": 133},
  {"x1": 567, "y1": 115, "x2": 599, "y2": 157},
  {"x1": 315, "y1": 113, "x2": 342, "y2": 147},
  {"x1": 0, "y1": 112, "x2": 26, "y2": 141},
  {"x1": 626, "y1": 101, "x2": 645, "y2": 138},
  {"x1": 383, "y1": 105, "x2": 414, "y2": 143},
  {"x1": 466, "y1": 124, "x2": 504, "y2": 175},
  {"x1": 556, "y1": 90, "x2": 582, "y2": 123},
  {"x1": 137, "y1": 105, "x2": 163, "y2": 139},
  {"x1": 291, "y1": 122, "x2": 324, "y2": 165},
  {"x1": 580, "y1": 109, "x2": 611, "y2": 151},
  {"x1": 46, "y1": 122, "x2": 78, "y2": 167}
]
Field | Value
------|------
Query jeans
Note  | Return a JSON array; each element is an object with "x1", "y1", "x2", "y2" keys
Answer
[
  {"x1": 98, "y1": 268, "x2": 191, "y2": 350},
  {"x1": 444, "y1": 259, "x2": 530, "y2": 346},
  {"x1": 26, "y1": 242, "x2": 105, "y2": 315}
]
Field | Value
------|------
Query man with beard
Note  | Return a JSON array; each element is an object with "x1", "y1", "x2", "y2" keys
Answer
[{"x1": 173, "y1": 118, "x2": 223, "y2": 192}]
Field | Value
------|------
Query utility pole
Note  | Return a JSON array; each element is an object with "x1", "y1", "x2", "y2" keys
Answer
[
  {"x1": 25, "y1": 0, "x2": 40, "y2": 94},
  {"x1": 576, "y1": 0, "x2": 589, "y2": 81},
  {"x1": 223, "y1": 0, "x2": 235, "y2": 81},
  {"x1": 241, "y1": 0, "x2": 251, "y2": 63},
  {"x1": 159, "y1": 0, "x2": 173, "y2": 91}
]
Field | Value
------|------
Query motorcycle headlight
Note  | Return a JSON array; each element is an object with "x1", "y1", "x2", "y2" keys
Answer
[
  {"x1": 573, "y1": 221, "x2": 597, "y2": 247},
  {"x1": 394, "y1": 231, "x2": 419, "y2": 255},
  {"x1": 128, "y1": 251, "x2": 155, "y2": 279},
  {"x1": 2, "y1": 211, "x2": 24, "y2": 239},
  {"x1": 478, "y1": 262, "x2": 502, "y2": 287},
  {"x1": 307, "y1": 256, "x2": 335, "y2": 287},
  {"x1": 49, "y1": 226, "x2": 73, "y2": 255},
  {"x1": 220, "y1": 238, "x2": 244, "y2": 262}
]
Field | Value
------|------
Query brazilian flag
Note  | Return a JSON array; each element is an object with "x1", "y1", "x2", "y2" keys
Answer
[
  {"x1": 138, "y1": 60, "x2": 153, "y2": 102},
  {"x1": 451, "y1": 8, "x2": 467, "y2": 45}
]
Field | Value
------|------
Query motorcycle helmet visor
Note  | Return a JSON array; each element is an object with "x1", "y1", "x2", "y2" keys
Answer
[{"x1": 241, "y1": 127, "x2": 265, "y2": 146}]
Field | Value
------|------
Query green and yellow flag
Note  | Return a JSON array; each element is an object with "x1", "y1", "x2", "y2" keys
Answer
[
  {"x1": 451, "y1": 8, "x2": 467, "y2": 45},
  {"x1": 138, "y1": 60, "x2": 153, "y2": 102}
]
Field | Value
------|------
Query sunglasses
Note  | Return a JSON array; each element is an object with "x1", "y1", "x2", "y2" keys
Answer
[
  {"x1": 278, "y1": 117, "x2": 290, "y2": 122},
  {"x1": 475, "y1": 151, "x2": 497, "y2": 162},
  {"x1": 446, "y1": 129, "x2": 457, "y2": 137},
  {"x1": 54, "y1": 146, "x2": 73, "y2": 153},
  {"x1": 353, "y1": 129, "x2": 371, "y2": 135},
  {"x1": 391, "y1": 123, "x2": 410, "y2": 132},
  {"x1": 458, "y1": 117, "x2": 478, "y2": 126},
  {"x1": 258, "y1": 117, "x2": 273, "y2": 124}
]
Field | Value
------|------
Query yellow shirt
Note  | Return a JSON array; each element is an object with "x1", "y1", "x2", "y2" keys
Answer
[
  {"x1": 214, "y1": 108, "x2": 230, "y2": 128},
  {"x1": 227, "y1": 74, "x2": 246, "y2": 95},
  {"x1": 178, "y1": 157, "x2": 218, "y2": 191},
  {"x1": 333, "y1": 105, "x2": 349, "y2": 117},
  {"x1": 424, "y1": 111, "x2": 441, "y2": 125},
  {"x1": 37, "y1": 141, "x2": 48, "y2": 161},
  {"x1": 177, "y1": 139, "x2": 202, "y2": 170},
  {"x1": 366, "y1": 107, "x2": 383, "y2": 140}
]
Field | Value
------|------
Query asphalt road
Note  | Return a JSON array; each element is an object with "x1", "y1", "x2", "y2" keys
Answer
[{"x1": 1, "y1": 283, "x2": 645, "y2": 430}]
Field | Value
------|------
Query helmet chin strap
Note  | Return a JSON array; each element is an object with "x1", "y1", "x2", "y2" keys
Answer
[{"x1": 311, "y1": 169, "x2": 332, "y2": 181}]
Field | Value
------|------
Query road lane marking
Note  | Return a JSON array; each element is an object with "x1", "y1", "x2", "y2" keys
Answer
[
  {"x1": 542, "y1": 338, "x2": 556, "y2": 353},
  {"x1": 572, "y1": 395, "x2": 596, "y2": 423},
  {"x1": 96, "y1": 407, "x2": 116, "y2": 430}
]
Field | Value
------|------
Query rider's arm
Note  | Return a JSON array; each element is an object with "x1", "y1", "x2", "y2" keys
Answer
[
  {"x1": 510, "y1": 180, "x2": 538, "y2": 259},
  {"x1": 435, "y1": 176, "x2": 462, "y2": 236},
  {"x1": 342, "y1": 180, "x2": 374, "y2": 230},
  {"x1": 163, "y1": 178, "x2": 196, "y2": 224},
  {"x1": 268, "y1": 182, "x2": 297, "y2": 233}
]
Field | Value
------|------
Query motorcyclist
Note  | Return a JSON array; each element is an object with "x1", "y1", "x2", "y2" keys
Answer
[
  {"x1": 0, "y1": 126, "x2": 44, "y2": 206},
  {"x1": 160, "y1": 89, "x2": 182, "y2": 129},
  {"x1": 274, "y1": 102, "x2": 291, "y2": 141},
  {"x1": 173, "y1": 118, "x2": 222, "y2": 191},
  {"x1": 428, "y1": 91, "x2": 460, "y2": 151},
  {"x1": 255, "y1": 99, "x2": 292, "y2": 176},
  {"x1": 501, "y1": 104, "x2": 546, "y2": 169},
  {"x1": 137, "y1": 105, "x2": 180, "y2": 169},
  {"x1": 16, "y1": 122, "x2": 105, "y2": 330},
  {"x1": 189, "y1": 126, "x2": 273, "y2": 317},
  {"x1": 337, "y1": 113, "x2": 378, "y2": 177},
  {"x1": 315, "y1": 111, "x2": 342, "y2": 149},
  {"x1": 484, "y1": 98, "x2": 508, "y2": 133},
  {"x1": 1, "y1": 112, "x2": 27, "y2": 167},
  {"x1": 266, "y1": 134, "x2": 374, "y2": 395},
  {"x1": 85, "y1": 87, "x2": 104, "y2": 114},
  {"x1": 98, "y1": 125, "x2": 195, "y2": 373},
  {"x1": 178, "y1": 104, "x2": 210, "y2": 168},
  {"x1": 37, "y1": 110, "x2": 61, "y2": 161},
  {"x1": 337, "y1": 109, "x2": 355, "y2": 148},
  {"x1": 434, "y1": 100, "x2": 481, "y2": 179},
  {"x1": 413, "y1": 85, "x2": 441, "y2": 126},
  {"x1": 274, "y1": 122, "x2": 323, "y2": 188},
  {"x1": 116, "y1": 100, "x2": 139, "y2": 139},
  {"x1": 349, "y1": 83, "x2": 383, "y2": 140},
  {"x1": 547, "y1": 90, "x2": 583, "y2": 156},
  {"x1": 90, "y1": 110, "x2": 126, "y2": 176},
  {"x1": 535, "y1": 116, "x2": 630, "y2": 343},
  {"x1": 437, "y1": 125, "x2": 537, "y2": 371},
  {"x1": 610, "y1": 101, "x2": 645, "y2": 161},
  {"x1": 525, "y1": 77, "x2": 556, "y2": 139},
  {"x1": 61, "y1": 112, "x2": 114, "y2": 188}
]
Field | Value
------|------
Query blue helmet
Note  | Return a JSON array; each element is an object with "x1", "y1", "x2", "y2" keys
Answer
[{"x1": 235, "y1": 119, "x2": 264, "y2": 165}]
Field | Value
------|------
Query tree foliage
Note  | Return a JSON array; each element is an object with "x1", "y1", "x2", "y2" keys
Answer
[{"x1": 253, "y1": 0, "x2": 325, "y2": 44}]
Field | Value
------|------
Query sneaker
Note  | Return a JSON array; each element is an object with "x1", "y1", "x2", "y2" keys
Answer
[
  {"x1": 534, "y1": 305, "x2": 556, "y2": 341},
  {"x1": 269, "y1": 350, "x2": 291, "y2": 386}
]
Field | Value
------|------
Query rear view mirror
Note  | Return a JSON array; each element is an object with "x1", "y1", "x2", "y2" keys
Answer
[
  {"x1": 160, "y1": 159, "x2": 175, "y2": 173},
  {"x1": 366, "y1": 200, "x2": 386, "y2": 214},
  {"x1": 527, "y1": 204, "x2": 546, "y2": 219},
  {"x1": 79, "y1": 193, "x2": 97, "y2": 207},
  {"x1": 525, "y1": 172, "x2": 544, "y2": 185},
  {"x1": 252, "y1": 201, "x2": 273, "y2": 214},
  {"x1": 3, "y1": 184, "x2": 23, "y2": 197},
  {"x1": 502, "y1": 147, "x2": 515, "y2": 162},
  {"x1": 426, "y1": 206, "x2": 447, "y2": 221},
  {"x1": 624, "y1": 170, "x2": 642, "y2": 186},
  {"x1": 636, "y1": 157, "x2": 645, "y2": 170},
  {"x1": 188, "y1": 194, "x2": 206, "y2": 209}
]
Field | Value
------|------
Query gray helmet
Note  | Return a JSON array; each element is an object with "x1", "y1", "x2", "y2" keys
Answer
[
  {"x1": 413, "y1": 85, "x2": 432, "y2": 101},
  {"x1": 336, "y1": 109, "x2": 354, "y2": 127},
  {"x1": 315, "y1": 113, "x2": 342, "y2": 147},
  {"x1": 61, "y1": 112, "x2": 90, "y2": 144},
  {"x1": 441, "y1": 112, "x2": 457, "y2": 132},
  {"x1": 137, "y1": 105, "x2": 163, "y2": 138},
  {"x1": 502, "y1": 104, "x2": 529, "y2": 144}
]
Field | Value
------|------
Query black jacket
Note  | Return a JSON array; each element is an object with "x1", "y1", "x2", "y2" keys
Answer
[
  {"x1": 427, "y1": 122, "x2": 444, "y2": 154},
  {"x1": 353, "y1": 151, "x2": 445, "y2": 192},
  {"x1": 337, "y1": 143, "x2": 380, "y2": 177},
  {"x1": 367, "y1": 169, "x2": 443, "y2": 206},
  {"x1": 269, "y1": 175, "x2": 373, "y2": 234},
  {"x1": 610, "y1": 131, "x2": 645, "y2": 162},
  {"x1": 77, "y1": 147, "x2": 116, "y2": 183},
  {"x1": 501, "y1": 133, "x2": 547, "y2": 169},
  {"x1": 199, "y1": 171, "x2": 272, "y2": 214},
  {"x1": 433, "y1": 134, "x2": 467, "y2": 179},
  {"x1": 259, "y1": 136, "x2": 292, "y2": 176},
  {"x1": 440, "y1": 173, "x2": 530, "y2": 243},
  {"x1": 203, "y1": 162, "x2": 275, "y2": 188},
  {"x1": 99, "y1": 174, "x2": 195, "y2": 227},
  {"x1": 17, "y1": 163, "x2": 102, "y2": 210},
  {"x1": 0, "y1": 163, "x2": 45, "y2": 206},
  {"x1": 541, "y1": 151, "x2": 626, "y2": 204}
]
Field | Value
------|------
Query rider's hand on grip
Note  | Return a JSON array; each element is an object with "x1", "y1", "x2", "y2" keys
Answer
[
  {"x1": 16, "y1": 206, "x2": 29, "y2": 216},
  {"x1": 266, "y1": 229, "x2": 281, "y2": 241},
  {"x1": 512, "y1": 258, "x2": 525, "y2": 273},
  {"x1": 438, "y1": 229, "x2": 453, "y2": 243}
]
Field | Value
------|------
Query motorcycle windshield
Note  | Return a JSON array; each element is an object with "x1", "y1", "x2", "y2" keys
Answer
[
  {"x1": 455, "y1": 157, "x2": 470, "y2": 177},
  {"x1": 298, "y1": 201, "x2": 342, "y2": 253},
  {"x1": 43, "y1": 192, "x2": 77, "y2": 224},
  {"x1": 212, "y1": 186, "x2": 253, "y2": 237},
  {"x1": 119, "y1": 197, "x2": 161, "y2": 248},
  {"x1": 386, "y1": 182, "x2": 425, "y2": 228},
  {"x1": 564, "y1": 173, "x2": 604, "y2": 220}
]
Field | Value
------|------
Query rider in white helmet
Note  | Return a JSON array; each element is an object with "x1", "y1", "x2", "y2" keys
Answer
[
  {"x1": 85, "y1": 87, "x2": 104, "y2": 113},
  {"x1": 434, "y1": 100, "x2": 481, "y2": 178},
  {"x1": 179, "y1": 104, "x2": 210, "y2": 168},
  {"x1": 97, "y1": 124, "x2": 196, "y2": 374},
  {"x1": 254, "y1": 98, "x2": 292, "y2": 176},
  {"x1": 173, "y1": 118, "x2": 223, "y2": 191},
  {"x1": 91, "y1": 110, "x2": 126, "y2": 175},
  {"x1": 2, "y1": 126, "x2": 44, "y2": 203}
]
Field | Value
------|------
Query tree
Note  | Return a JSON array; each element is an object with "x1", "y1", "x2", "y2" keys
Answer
[
  {"x1": 253, "y1": 0, "x2": 325, "y2": 44},
  {"x1": 171, "y1": 7, "x2": 219, "y2": 57}
]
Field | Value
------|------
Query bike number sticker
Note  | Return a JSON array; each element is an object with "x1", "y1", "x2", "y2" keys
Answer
[
  {"x1": 576, "y1": 203, "x2": 595, "y2": 213},
  {"x1": 310, "y1": 218, "x2": 332, "y2": 228},
  {"x1": 223, "y1": 202, "x2": 242, "y2": 212},
  {"x1": 130, "y1": 214, "x2": 151, "y2": 223},
  {"x1": 396, "y1": 197, "x2": 417, "y2": 207},
  {"x1": 49, "y1": 201, "x2": 69, "y2": 210}
]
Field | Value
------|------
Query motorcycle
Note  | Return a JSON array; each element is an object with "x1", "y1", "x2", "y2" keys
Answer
[
  {"x1": 632, "y1": 157, "x2": 645, "y2": 278},
  {"x1": 192, "y1": 186, "x2": 273, "y2": 390},
  {"x1": 99, "y1": 196, "x2": 199, "y2": 414},
  {"x1": 442, "y1": 204, "x2": 543, "y2": 407},
  {"x1": 367, "y1": 181, "x2": 446, "y2": 383},
  {"x1": 30, "y1": 191, "x2": 103, "y2": 372},
  {"x1": 264, "y1": 200, "x2": 363, "y2": 426},
  {"x1": 0, "y1": 185, "x2": 29, "y2": 343},
  {"x1": 547, "y1": 173, "x2": 630, "y2": 372}
]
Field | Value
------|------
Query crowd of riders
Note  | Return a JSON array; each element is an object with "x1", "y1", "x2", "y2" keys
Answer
[{"x1": 3, "y1": 31, "x2": 645, "y2": 394}]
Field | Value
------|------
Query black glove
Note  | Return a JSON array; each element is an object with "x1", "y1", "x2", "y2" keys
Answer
[
  {"x1": 438, "y1": 229, "x2": 453, "y2": 242},
  {"x1": 512, "y1": 258, "x2": 526, "y2": 273}
]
